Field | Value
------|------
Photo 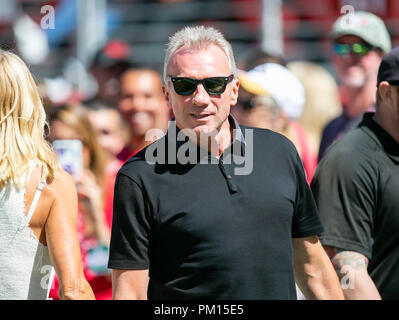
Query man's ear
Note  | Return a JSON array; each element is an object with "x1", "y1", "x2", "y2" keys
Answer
[
  {"x1": 230, "y1": 78, "x2": 240, "y2": 107},
  {"x1": 378, "y1": 81, "x2": 392, "y2": 103},
  {"x1": 162, "y1": 85, "x2": 172, "y2": 108}
]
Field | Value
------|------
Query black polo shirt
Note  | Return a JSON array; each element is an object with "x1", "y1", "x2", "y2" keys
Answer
[
  {"x1": 311, "y1": 112, "x2": 399, "y2": 299},
  {"x1": 108, "y1": 116, "x2": 323, "y2": 300}
]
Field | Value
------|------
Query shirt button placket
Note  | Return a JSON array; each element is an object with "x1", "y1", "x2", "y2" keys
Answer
[{"x1": 218, "y1": 157, "x2": 238, "y2": 194}]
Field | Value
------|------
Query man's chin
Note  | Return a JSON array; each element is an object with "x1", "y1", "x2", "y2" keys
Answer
[
  {"x1": 191, "y1": 123, "x2": 221, "y2": 136},
  {"x1": 341, "y1": 71, "x2": 367, "y2": 88},
  {"x1": 343, "y1": 78, "x2": 366, "y2": 88},
  {"x1": 132, "y1": 126, "x2": 154, "y2": 137},
  {"x1": 176, "y1": 118, "x2": 225, "y2": 137}
]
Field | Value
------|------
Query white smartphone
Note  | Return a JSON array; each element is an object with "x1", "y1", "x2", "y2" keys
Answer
[{"x1": 52, "y1": 139, "x2": 83, "y2": 182}]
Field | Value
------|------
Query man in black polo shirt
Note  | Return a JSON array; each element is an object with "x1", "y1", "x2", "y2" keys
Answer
[
  {"x1": 108, "y1": 25, "x2": 343, "y2": 300},
  {"x1": 311, "y1": 47, "x2": 399, "y2": 299}
]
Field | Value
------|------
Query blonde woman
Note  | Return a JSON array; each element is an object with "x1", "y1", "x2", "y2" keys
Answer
[{"x1": 0, "y1": 50, "x2": 94, "y2": 300}]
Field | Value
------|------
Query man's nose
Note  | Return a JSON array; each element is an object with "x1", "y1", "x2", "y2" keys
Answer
[
  {"x1": 346, "y1": 51, "x2": 363, "y2": 64},
  {"x1": 192, "y1": 83, "x2": 211, "y2": 106},
  {"x1": 129, "y1": 95, "x2": 147, "y2": 111}
]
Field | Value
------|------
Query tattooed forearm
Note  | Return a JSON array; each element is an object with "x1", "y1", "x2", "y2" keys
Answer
[
  {"x1": 332, "y1": 251, "x2": 368, "y2": 271},
  {"x1": 323, "y1": 246, "x2": 380, "y2": 298},
  {"x1": 324, "y1": 246, "x2": 368, "y2": 275}
]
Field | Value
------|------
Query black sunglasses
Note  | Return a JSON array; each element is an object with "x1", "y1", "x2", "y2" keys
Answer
[{"x1": 168, "y1": 75, "x2": 234, "y2": 96}]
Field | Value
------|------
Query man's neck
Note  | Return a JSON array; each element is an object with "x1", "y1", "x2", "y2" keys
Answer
[
  {"x1": 128, "y1": 135, "x2": 150, "y2": 154},
  {"x1": 194, "y1": 123, "x2": 233, "y2": 159},
  {"x1": 373, "y1": 112, "x2": 399, "y2": 144},
  {"x1": 344, "y1": 80, "x2": 376, "y2": 118}
]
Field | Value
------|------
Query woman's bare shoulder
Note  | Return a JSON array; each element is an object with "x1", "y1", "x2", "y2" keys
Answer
[{"x1": 45, "y1": 169, "x2": 77, "y2": 201}]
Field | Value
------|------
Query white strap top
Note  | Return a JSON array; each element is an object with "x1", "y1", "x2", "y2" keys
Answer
[
  {"x1": 25, "y1": 180, "x2": 46, "y2": 226},
  {"x1": 0, "y1": 163, "x2": 55, "y2": 300}
]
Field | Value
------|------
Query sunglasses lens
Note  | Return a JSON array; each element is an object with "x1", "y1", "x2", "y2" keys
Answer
[
  {"x1": 173, "y1": 78, "x2": 196, "y2": 96},
  {"x1": 203, "y1": 78, "x2": 227, "y2": 94},
  {"x1": 334, "y1": 43, "x2": 350, "y2": 56},
  {"x1": 352, "y1": 43, "x2": 370, "y2": 55}
]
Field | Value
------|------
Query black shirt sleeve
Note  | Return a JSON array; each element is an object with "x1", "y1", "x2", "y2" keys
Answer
[
  {"x1": 311, "y1": 149, "x2": 376, "y2": 259},
  {"x1": 291, "y1": 147, "x2": 324, "y2": 238},
  {"x1": 108, "y1": 173, "x2": 151, "y2": 270}
]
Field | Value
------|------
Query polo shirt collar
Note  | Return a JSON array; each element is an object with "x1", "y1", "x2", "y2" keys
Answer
[
  {"x1": 227, "y1": 114, "x2": 246, "y2": 157},
  {"x1": 359, "y1": 112, "x2": 399, "y2": 159},
  {"x1": 170, "y1": 114, "x2": 246, "y2": 159}
]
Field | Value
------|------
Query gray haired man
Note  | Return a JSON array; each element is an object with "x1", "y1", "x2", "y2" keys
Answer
[{"x1": 108, "y1": 25, "x2": 343, "y2": 300}]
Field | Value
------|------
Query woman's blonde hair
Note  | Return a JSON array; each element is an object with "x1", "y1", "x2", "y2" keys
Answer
[{"x1": 0, "y1": 50, "x2": 59, "y2": 188}]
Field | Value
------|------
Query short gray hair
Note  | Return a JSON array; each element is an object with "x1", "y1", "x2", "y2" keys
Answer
[{"x1": 163, "y1": 25, "x2": 237, "y2": 84}]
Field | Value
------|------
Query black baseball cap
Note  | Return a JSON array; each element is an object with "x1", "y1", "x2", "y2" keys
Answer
[{"x1": 377, "y1": 46, "x2": 399, "y2": 87}]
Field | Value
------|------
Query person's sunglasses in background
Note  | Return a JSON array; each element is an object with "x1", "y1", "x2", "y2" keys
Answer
[
  {"x1": 333, "y1": 42, "x2": 374, "y2": 57},
  {"x1": 168, "y1": 75, "x2": 234, "y2": 96}
]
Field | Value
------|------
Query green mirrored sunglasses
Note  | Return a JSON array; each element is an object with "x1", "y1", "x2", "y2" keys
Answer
[{"x1": 333, "y1": 43, "x2": 373, "y2": 56}]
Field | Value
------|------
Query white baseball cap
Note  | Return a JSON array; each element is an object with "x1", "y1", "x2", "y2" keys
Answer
[{"x1": 239, "y1": 63, "x2": 305, "y2": 119}]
